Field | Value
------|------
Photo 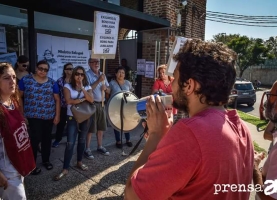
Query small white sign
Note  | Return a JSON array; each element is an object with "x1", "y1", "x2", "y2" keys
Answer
[
  {"x1": 0, "y1": 27, "x2": 7, "y2": 53},
  {"x1": 166, "y1": 37, "x2": 188, "y2": 76},
  {"x1": 145, "y1": 61, "x2": 155, "y2": 78},
  {"x1": 92, "y1": 11, "x2": 120, "y2": 59},
  {"x1": 137, "y1": 59, "x2": 146, "y2": 75}
]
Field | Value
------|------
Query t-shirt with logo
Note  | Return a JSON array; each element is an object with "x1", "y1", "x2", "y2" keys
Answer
[{"x1": 18, "y1": 74, "x2": 59, "y2": 120}]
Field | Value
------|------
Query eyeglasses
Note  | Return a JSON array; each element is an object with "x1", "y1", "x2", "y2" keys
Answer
[
  {"x1": 65, "y1": 68, "x2": 73, "y2": 71},
  {"x1": 75, "y1": 72, "x2": 85, "y2": 77},
  {"x1": 89, "y1": 61, "x2": 99, "y2": 64},
  {"x1": 22, "y1": 64, "x2": 29, "y2": 68},
  {"x1": 37, "y1": 66, "x2": 49, "y2": 72}
]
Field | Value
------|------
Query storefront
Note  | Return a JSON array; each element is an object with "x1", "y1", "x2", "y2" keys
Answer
[
  {"x1": 0, "y1": 0, "x2": 169, "y2": 82},
  {"x1": 0, "y1": 0, "x2": 206, "y2": 97}
]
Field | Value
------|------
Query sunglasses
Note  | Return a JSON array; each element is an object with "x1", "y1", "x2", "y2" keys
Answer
[
  {"x1": 65, "y1": 68, "x2": 73, "y2": 71},
  {"x1": 75, "y1": 72, "x2": 85, "y2": 77},
  {"x1": 37, "y1": 66, "x2": 49, "y2": 72},
  {"x1": 22, "y1": 64, "x2": 29, "y2": 68}
]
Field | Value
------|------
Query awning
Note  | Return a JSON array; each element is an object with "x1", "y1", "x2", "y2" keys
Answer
[
  {"x1": 1, "y1": 0, "x2": 170, "y2": 31},
  {"x1": 70, "y1": 0, "x2": 170, "y2": 31}
]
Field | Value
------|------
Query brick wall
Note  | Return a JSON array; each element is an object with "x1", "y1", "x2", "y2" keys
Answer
[
  {"x1": 141, "y1": 0, "x2": 207, "y2": 96},
  {"x1": 106, "y1": 0, "x2": 207, "y2": 96},
  {"x1": 181, "y1": 0, "x2": 207, "y2": 39}
]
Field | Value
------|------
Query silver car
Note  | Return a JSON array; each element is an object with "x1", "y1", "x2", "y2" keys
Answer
[{"x1": 229, "y1": 80, "x2": 256, "y2": 107}]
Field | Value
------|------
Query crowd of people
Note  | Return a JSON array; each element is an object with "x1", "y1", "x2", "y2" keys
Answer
[
  {"x1": 0, "y1": 55, "x2": 138, "y2": 198},
  {"x1": 0, "y1": 39, "x2": 277, "y2": 199}
]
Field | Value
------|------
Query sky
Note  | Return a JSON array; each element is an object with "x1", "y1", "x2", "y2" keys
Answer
[{"x1": 205, "y1": 0, "x2": 277, "y2": 41}]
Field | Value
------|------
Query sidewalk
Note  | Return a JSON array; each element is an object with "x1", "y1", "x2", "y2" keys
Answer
[
  {"x1": 25, "y1": 124, "x2": 145, "y2": 200},
  {"x1": 24, "y1": 121, "x2": 270, "y2": 200}
]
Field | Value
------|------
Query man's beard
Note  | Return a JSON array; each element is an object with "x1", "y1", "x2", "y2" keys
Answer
[{"x1": 172, "y1": 88, "x2": 189, "y2": 114}]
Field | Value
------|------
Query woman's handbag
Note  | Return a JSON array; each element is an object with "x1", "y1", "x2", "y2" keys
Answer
[{"x1": 71, "y1": 90, "x2": 96, "y2": 123}]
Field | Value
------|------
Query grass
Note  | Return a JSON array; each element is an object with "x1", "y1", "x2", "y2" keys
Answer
[
  {"x1": 235, "y1": 109, "x2": 268, "y2": 154},
  {"x1": 236, "y1": 110, "x2": 268, "y2": 131}
]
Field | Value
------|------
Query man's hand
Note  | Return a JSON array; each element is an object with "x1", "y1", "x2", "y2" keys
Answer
[
  {"x1": 0, "y1": 172, "x2": 8, "y2": 190},
  {"x1": 146, "y1": 95, "x2": 173, "y2": 139},
  {"x1": 101, "y1": 84, "x2": 107, "y2": 91},
  {"x1": 98, "y1": 74, "x2": 105, "y2": 83}
]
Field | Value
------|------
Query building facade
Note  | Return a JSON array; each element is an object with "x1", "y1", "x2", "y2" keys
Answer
[{"x1": 0, "y1": 0, "x2": 206, "y2": 97}]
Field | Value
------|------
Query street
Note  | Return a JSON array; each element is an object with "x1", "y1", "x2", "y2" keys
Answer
[{"x1": 235, "y1": 90, "x2": 268, "y2": 117}]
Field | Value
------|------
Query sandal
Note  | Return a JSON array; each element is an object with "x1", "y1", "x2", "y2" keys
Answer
[
  {"x1": 76, "y1": 163, "x2": 88, "y2": 171},
  {"x1": 53, "y1": 171, "x2": 68, "y2": 181},
  {"x1": 43, "y1": 162, "x2": 53, "y2": 170},
  {"x1": 31, "y1": 167, "x2": 41, "y2": 175}
]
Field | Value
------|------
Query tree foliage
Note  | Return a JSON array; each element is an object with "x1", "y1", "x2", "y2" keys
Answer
[{"x1": 212, "y1": 33, "x2": 275, "y2": 77}]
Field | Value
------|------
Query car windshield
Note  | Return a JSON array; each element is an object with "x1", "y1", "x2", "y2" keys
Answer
[{"x1": 234, "y1": 83, "x2": 254, "y2": 90}]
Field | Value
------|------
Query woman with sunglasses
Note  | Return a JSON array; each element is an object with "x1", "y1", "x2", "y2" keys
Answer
[
  {"x1": 0, "y1": 62, "x2": 35, "y2": 199},
  {"x1": 18, "y1": 60, "x2": 61, "y2": 175},
  {"x1": 52, "y1": 63, "x2": 73, "y2": 148},
  {"x1": 54, "y1": 66, "x2": 93, "y2": 181},
  {"x1": 14, "y1": 55, "x2": 29, "y2": 83}
]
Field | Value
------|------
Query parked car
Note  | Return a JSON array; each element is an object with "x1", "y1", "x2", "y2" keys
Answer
[{"x1": 229, "y1": 80, "x2": 256, "y2": 107}]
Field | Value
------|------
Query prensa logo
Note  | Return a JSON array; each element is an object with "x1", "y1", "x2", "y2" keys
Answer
[
  {"x1": 214, "y1": 180, "x2": 277, "y2": 196},
  {"x1": 13, "y1": 122, "x2": 29, "y2": 151}
]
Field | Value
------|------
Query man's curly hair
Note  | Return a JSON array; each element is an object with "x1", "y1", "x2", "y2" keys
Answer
[{"x1": 173, "y1": 39, "x2": 237, "y2": 106}]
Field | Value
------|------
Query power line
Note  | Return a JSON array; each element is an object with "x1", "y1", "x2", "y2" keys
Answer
[
  {"x1": 206, "y1": 18, "x2": 277, "y2": 27},
  {"x1": 206, "y1": 14, "x2": 277, "y2": 22},
  {"x1": 206, "y1": 11, "x2": 277, "y2": 18},
  {"x1": 206, "y1": 16, "x2": 277, "y2": 24}
]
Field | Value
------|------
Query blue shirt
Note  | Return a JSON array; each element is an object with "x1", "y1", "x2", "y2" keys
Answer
[
  {"x1": 18, "y1": 74, "x2": 59, "y2": 120},
  {"x1": 86, "y1": 69, "x2": 109, "y2": 102}
]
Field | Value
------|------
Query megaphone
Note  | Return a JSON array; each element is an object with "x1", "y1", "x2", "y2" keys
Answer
[{"x1": 106, "y1": 91, "x2": 173, "y2": 132}]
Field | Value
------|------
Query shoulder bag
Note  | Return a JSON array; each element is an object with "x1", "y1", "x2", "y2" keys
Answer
[{"x1": 71, "y1": 89, "x2": 96, "y2": 123}]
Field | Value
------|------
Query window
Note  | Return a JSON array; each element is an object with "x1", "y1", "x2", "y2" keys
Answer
[{"x1": 0, "y1": 4, "x2": 28, "y2": 66}]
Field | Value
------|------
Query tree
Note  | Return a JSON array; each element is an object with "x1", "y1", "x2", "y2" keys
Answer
[
  {"x1": 211, "y1": 33, "x2": 240, "y2": 44},
  {"x1": 265, "y1": 36, "x2": 277, "y2": 58},
  {"x1": 227, "y1": 36, "x2": 268, "y2": 77},
  {"x1": 212, "y1": 34, "x2": 269, "y2": 77}
]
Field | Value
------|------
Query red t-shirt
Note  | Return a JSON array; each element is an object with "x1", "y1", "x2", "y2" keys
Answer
[
  {"x1": 152, "y1": 79, "x2": 177, "y2": 115},
  {"x1": 131, "y1": 108, "x2": 254, "y2": 200}
]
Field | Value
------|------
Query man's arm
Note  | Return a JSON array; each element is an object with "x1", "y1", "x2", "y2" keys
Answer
[
  {"x1": 125, "y1": 134, "x2": 163, "y2": 200},
  {"x1": 90, "y1": 79, "x2": 101, "y2": 90},
  {"x1": 125, "y1": 95, "x2": 173, "y2": 199},
  {"x1": 253, "y1": 152, "x2": 276, "y2": 200}
]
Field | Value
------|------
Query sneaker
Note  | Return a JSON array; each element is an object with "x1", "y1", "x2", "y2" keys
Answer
[
  {"x1": 84, "y1": 149, "x2": 94, "y2": 160},
  {"x1": 52, "y1": 140, "x2": 59, "y2": 148},
  {"x1": 97, "y1": 147, "x2": 110, "y2": 156}
]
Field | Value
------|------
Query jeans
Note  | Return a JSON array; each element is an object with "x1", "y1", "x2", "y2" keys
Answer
[
  {"x1": 28, "y1": 118, "x2": 53, "y2": 163},
  {"x1": 114, "y1": 129, "x2": 130, "y2": 142},
  {"x1": 54, "y1": 107, "x2": 67, "y2": 142},
  {"x1": 63, "y1": 116, "x2": 91, "y2": 169}
]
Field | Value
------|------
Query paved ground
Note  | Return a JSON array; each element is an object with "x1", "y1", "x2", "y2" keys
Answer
[{"x1": 24, "y1": 119, "x2": 271, "y2": 200}]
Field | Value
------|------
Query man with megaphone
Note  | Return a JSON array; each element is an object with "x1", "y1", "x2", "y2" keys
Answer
[{"x1": 124, "y1": 39, "x2": 254, "y2": 200}]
